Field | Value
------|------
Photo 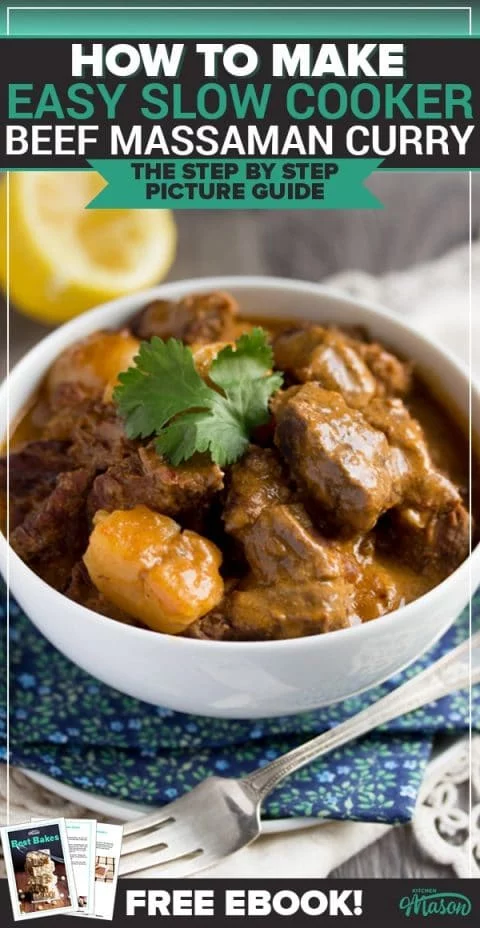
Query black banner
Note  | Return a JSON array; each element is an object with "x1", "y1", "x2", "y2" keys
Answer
[
  {"x1": 0, "y1": 38, "x2": 479, "y2": 169},
  {"x1": 1, "y1": 878, "x2": 479, "y2": 926}
]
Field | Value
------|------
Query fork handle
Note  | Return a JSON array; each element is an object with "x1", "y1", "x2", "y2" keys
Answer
[{"x1": 244, "y1": 630, "x2": 480, "y2": 801}]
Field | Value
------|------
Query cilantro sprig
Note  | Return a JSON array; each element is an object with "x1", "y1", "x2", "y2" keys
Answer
[{"x1": 113, "y1": 328, "x2": 283, "y2": 467}]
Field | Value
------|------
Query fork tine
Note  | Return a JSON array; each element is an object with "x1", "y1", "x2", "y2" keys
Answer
[
  {"x1": 120, "y1": 850, "x2": 211, "y2": 880},
  {"x1": 120, "y1": 843, "x2": 203, "y2": 877},
  {"x1": 122, "y1": 806, "x2": 177, "y2": 837},
  {"x1": 122, "y1": 822, "x2": 177, "y2": 856}
]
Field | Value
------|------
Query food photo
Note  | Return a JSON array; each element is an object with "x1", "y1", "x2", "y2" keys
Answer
[
  {"x1": 0, "y1": 820, "x2": 76, "y2": 919},
  {"x1": 1, "y1": 171, "x2": 479, "y2": 880}
]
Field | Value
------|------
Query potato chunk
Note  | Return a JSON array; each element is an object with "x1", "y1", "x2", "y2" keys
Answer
[
  {"x1": 83, "y1": 505, "x2": 224, "y2": 634},
  {"x1": 47, "y1": 330, "x2": 140, "y2": 406}
]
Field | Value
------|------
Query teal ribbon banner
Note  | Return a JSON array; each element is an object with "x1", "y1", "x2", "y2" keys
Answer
[{"x1": 87, "y1": 158, "x2": 383, "y2": 210}]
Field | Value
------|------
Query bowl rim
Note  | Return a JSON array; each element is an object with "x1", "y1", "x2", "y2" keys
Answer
[{"x1": 2, "y1": 273, "x2": 479, "y2": 653}]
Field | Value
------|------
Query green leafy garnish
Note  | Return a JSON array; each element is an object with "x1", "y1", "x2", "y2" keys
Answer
[{"x1": 113, "y1": 328, "x2": 283, "y2": 467}]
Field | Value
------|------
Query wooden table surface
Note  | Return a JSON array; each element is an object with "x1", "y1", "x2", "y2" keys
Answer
[{"x1": 5, "y1": 172, "x2": 479, "y2": 877}]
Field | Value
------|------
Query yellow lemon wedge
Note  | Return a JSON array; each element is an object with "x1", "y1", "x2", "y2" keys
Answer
[{"x1": 0, "y1": 172, "x2": 177, "y2": 324}]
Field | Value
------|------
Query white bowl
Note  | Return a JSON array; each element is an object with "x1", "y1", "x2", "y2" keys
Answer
[{"x1": 1, "y1": 277, "x2": 479, "y2": 718}]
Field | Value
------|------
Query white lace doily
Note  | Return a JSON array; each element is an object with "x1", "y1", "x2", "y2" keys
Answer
[{"x1": 413, "y1": 737, "x2": 480, "y2": 879}]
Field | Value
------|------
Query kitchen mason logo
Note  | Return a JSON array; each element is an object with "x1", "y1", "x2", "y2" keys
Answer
[{"x1": 398, "y1": 888, "x2": 472, "y2": 918}]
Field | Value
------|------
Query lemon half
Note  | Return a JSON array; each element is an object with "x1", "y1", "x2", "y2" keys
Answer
[{"x1": 0, "y1": 172, "x2": 177, "y2": 324}]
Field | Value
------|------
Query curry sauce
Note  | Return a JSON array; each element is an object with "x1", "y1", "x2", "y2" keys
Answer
[{"x1": 3, "y1": 290, "x2": 477, "y2": 640}]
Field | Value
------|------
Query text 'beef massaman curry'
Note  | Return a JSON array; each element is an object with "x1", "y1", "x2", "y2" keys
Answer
[{"x1": 2, "y1": 291, "x2": 476, "y2": 640}]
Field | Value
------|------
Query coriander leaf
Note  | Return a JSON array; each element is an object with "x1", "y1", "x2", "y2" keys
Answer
[
  {"x1": 114, "y1": 328, "x2": 283, "y2": 467},
  {"x1": 209, "y1": 327, "x2": 274, "y2": 389},
  {"x1": 156, "y1": 406, "x2": 249, "y2": 468},
  {"x1": 222, "y1": 372, "x2": 284, "y2": 433},
  {"x1": 113, "y1": 337, "x2": 213, "y2": 439},
  {"x1": 155, "y1": 411, "x2": 212, "y2": 466},
  {"x1": 197, "y1": 401, "x2": 250, "y2": 467}
]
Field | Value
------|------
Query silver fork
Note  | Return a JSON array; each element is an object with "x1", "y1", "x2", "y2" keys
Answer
[{"x1": 120, "y1": 630, "x2": 480, "y2": 878}]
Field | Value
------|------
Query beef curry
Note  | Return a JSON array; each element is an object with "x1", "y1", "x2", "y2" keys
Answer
[{"x1": 2, "y1": 291, "x2": 475, "y2": 640}]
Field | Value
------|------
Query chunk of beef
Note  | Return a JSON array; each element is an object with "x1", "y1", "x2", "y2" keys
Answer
[
  {"x1": 381, "y1": 502, "x2": 470, "y2": 578},
  {"x1": 44, "y1": 400, "x2": 135, "y2": 472},
  {"x1": 223, "y1": 499, "x2": 352, "y2": 638},
  {"x1": 88, "y1": 444, "x2": 223, "y2": 518},
  {"x1": 243, "y1": 503, "x2": 341, "y2": 585},
  {"x1": 273, "y1": 325, "x2": 412, "y2": 404},
  {"x1": 2, "y1": 440, "x2": 71, "y2": 529},
  {"x1": 184, "y1": 578, "x2": 240, "y2": 639},
  {"x1": 269, "y1": 384, "x2": 302, "y2": 418},
  {"x1": 227, "y1": 579, "x2": 352, "y2": 639},
  {"x1": 358, "y1": 341, "x2": 412, "y2": 397},
  {"x1": 363, "y1": 397, "x2": 461, "y2": 512},
  {"x1": 132, "y1": 291, "x2": 239, "y2": 345},
  {"x1": 273, "y1": 326, "x2": 377, "y2": 408},
  {"x1": 10, "y1": 467, "x2": 93, "y2": 564},
  {"x1": 184, "y1": 606, "x2": 236, "y2": 640},
  {"x1": 28, "y1": 552, "x2": 82, "y2": 594},
  {"x1": 190, "y1": 574, "x2": 354, "y2": 641},
  {"x1": 275, "y1": 383, "x2": 397, "y2": 533},
  {"x1": 66, "y1": 561, "x2": 143, "y2": 626},
  {"x1": 223, "y1": 446, "x2": 291, "y2": 540}
]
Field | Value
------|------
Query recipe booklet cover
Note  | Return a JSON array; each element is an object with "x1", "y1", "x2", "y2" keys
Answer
[
  {"x1": 0, "y1": 0, "x2": 479, "y2": 922},
  {"x1": 32, "y1": 818, "x2": 96, "y2": 916},
  {"x1": 0, "y1": 819, "x2": 76, "y2": 920}
]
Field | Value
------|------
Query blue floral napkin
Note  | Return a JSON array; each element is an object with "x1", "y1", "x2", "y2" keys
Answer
[{"x1": 1, "y1": 584, "x2": 479, "y2": 825}]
